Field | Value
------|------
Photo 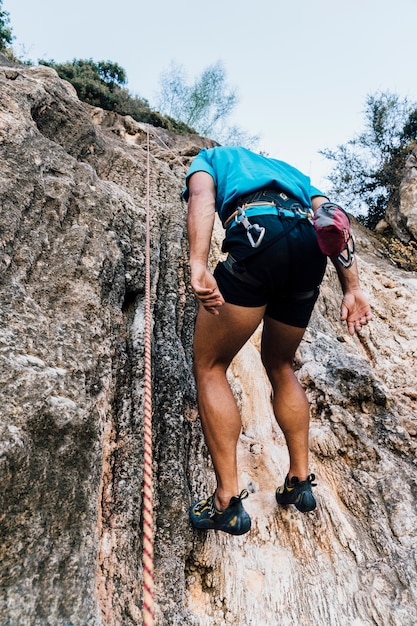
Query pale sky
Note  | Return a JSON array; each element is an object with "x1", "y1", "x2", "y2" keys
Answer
[{"x1": 4, "y1": 0, "x2": 417, "y2": 192}]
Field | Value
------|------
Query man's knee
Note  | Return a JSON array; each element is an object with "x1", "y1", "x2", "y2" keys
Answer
[
  {"x1": 261, "y1": 352, "x2": 296, "y2": 383},
  {"x1": 193, "y1": 356, "x2": 229, "y2": 381}
]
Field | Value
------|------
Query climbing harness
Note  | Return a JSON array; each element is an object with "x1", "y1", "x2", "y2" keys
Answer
[
  {"x1": 223, "y1": 192, "x2": 313, "y2": 251},
  {"x1": 221, "y1": 194, "x2": 313, "y2": 281},
  {"x1": 142, "y1": 129, "x2": 155, "y2": 626},
  {"x1": 223, "y1": 253, "x2": 263, "y2": 286}
]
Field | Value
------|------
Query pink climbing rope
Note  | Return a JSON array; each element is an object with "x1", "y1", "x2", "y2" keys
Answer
[
  {"x1": 140, "y1": 126, "x2": 186, "y2": 624},
  {"x1": 142, "y1": 130, "x2": 154, "y2": 626}
]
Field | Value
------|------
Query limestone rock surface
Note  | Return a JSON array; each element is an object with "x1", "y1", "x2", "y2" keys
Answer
[
  {"x1": 1, "y1": 64, "x2": 417, "y2": 626},
  {"x1": 386, "y1": 146, "x2": 417, "y2": 242}
]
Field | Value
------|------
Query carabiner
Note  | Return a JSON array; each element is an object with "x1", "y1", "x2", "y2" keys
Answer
[
  {"x1": 246, "y1": 222, "x2": 265, "y2": 248},
  {"x1": 235, "y1": 207, "x2": 266, "y2": 248}
]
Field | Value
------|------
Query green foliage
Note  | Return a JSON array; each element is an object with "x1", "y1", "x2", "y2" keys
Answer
[
  {"x1": 0, "y1": 0, "x2": 13, "y2": 51},
  {"x1": 157, "y1": 60, "x2": 258, "y2": 147},
  {"x1": 39, "y1": 58, "x2": 193, "y2": 132},
  {"x1": 321, "y1": 92, "x2": 417, "y2": 229},
  {"x1": 39, "y1": 59, "x2": 128, "y2": 108}
]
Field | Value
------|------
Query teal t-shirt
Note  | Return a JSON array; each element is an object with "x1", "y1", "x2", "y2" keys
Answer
[{"x1": 183, "y1": 146, "x2": 325, "y2": 223}]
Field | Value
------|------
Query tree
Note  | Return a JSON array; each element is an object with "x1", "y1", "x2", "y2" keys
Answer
[
  {"x1": 321, "y1": 91, "x2": 417, "y2": 229},
  {"x1": 157, "y1": 60, "x2": 258, "y2": 146},
  {"x1": 0, "y1": 0, "x2": 13, "y2": 51},
  {"x1": 157, "y1": 61, "x2": 236, "y2": 135}
]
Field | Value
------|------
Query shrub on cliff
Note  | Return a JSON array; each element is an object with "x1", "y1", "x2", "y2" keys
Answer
[{"x1": 39, "y1": 58, "x2": 194, "y2": 133}]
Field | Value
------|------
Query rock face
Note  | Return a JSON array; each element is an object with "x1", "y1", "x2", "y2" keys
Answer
[
  {"x1": 1, "y1": 65, "x2": 417, "y2": 626},
  {"x1": 386, "y1": 146, "x2": 417, "y2": 242}
]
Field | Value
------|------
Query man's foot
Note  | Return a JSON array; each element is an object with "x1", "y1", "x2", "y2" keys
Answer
[
  {"x1": 189, "y1": 489, "x2": 251, "y2": 535},
  {"x1": 276, "y1": 474, "x2": 317, "y2": 512}
]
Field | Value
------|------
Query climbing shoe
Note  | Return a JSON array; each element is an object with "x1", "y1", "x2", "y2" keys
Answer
[
  {"x1": 276, "y1": 474, "x2": 317, "y2": 512},
  {"x1": 189, "y1": 489, "x2": 251, "y2": 535}
]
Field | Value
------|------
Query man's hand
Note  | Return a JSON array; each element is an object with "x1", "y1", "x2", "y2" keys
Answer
[
  {"x1": 340, "y1": 289, "x2": 372, "y2": 335},
  {"x1": 186, "y1": 171, "x2": 221, "y2": 314},
  {"x1": 191, "y1": 263, "x2": 225, "y2": 315}
]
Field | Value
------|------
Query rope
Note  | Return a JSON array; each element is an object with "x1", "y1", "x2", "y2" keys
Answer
[
  {"x1": 140, "y1": 125, "x2": 186, "y2": 624},
  {"x1": 142, "y1": 129, "x2": 154, "y2": 626},
  {"x1": 146, "y1": 125, "x2": 188, "y2": 172}
]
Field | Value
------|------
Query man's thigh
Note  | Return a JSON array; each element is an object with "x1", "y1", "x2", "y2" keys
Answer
[
  {"x1": 193, "y1": 302, "x2": 266, "y2": 370},
  {"x1": 261, "y1": 315, "x2": 306, "y2": 371}
]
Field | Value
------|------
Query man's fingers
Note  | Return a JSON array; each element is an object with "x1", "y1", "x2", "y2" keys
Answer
[
  {"x1": 340, "y1": 303, "x2": 348, "y2": 322},
  {"x1": 346, "y1": 315, "x2": 370, "y2": 336},
  {"x1": 193, "y1": 285, "x2": 215, "y2": 297},
  {"x1": 193, "y1": 286, "x2": 224, "y2": 304},
  {"x1": 199, "y1": 293, "x2": 222, "y2": 305}
]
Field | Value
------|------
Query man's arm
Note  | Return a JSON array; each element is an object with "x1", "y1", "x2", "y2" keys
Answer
[
  {"x1": 311, "y1": 196, "x2": 372, "y2": 335},
  {"x1": 187, "y1": 171, "x2": 225, "y2": 315}
]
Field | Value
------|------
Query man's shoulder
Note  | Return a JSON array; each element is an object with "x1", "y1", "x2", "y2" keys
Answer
[{"x1": 205, "y1": 145, "x2": 252, "y2": 158}]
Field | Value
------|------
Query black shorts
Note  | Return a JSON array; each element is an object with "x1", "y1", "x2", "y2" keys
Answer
[{"x1": 214, "y1": 215, "x2": 327, "y2": 328}]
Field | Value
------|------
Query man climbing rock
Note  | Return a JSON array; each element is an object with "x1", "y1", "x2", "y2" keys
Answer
[{"x1": 183, "y1": 146, "x2": 372, "y2": 535}]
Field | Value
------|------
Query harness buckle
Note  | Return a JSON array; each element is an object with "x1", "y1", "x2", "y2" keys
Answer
[
  {"x1": 235, "y1": 207, "x2": 266, "y2": 248},
  {"x1": 297, "y1": 206, "x2": 314, "y2": 220}
]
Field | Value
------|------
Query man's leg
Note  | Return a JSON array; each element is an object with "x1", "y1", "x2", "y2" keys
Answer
[
  {"x1": 260, "y1": 316, "x2": 310, "y2": 481},
  {"x1": 193, "y1": 301, "x2": 265, "y2": 510}
]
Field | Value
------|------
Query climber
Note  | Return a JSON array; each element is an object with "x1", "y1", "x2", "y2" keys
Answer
[{"x1": 183, "y1": 146, "x2": 372, "y2": 535}]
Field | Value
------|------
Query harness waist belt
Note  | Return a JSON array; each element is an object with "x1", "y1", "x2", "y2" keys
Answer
[
  {"x1": 235, "y1": 188, "x2": 299, "y2": 208},
  {"x1": 226, "y1": 203, "x2": 311, "y2": 229}
]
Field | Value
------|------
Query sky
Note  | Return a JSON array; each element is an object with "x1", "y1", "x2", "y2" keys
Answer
[{"x1": 4, "y1": 0, "x2": 417, "y2": 193}]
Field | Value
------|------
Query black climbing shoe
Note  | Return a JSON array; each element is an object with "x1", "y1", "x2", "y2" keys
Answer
[
  {"x1": 276, "y1": 474, "x2": 317, "y2": 512},
  {"x1": 189, "y1": 489, "x2": 251, "y2": 535}
]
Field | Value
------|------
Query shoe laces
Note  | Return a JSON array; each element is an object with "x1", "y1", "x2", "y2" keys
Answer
[
  {"x1": 237, "y1": 489, "x2": 249, "y2": 501},
  {"x1": 195, "y1": 489, "x2": 249, "y2": 517},
  {"x1": 288, "y1": 474, "x2": 316, "y2": 487},
  {"x1": 307, "y1": 474, "x2": 317, "y2": 486}
]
